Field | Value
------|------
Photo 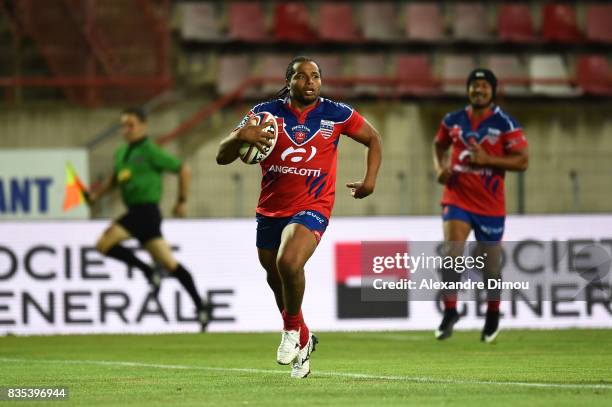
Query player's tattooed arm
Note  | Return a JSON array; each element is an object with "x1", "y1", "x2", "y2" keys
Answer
[{"x1": 346, "y1": 118, "x2": 382, "y2": 199}]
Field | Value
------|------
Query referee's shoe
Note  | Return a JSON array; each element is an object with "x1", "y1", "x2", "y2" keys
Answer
[
  {"x1": 147, "y1": 266, "x2": 162, "y2": 298},
  {"x1": 198, "y1": 298, "x2": 212, "y2": 332},
  {"x1": 435, "y1": 308, "x2": 459, "y2": 340},
  {"x1": 481, "y1": 309, "x2": 500, "y2": 343}
]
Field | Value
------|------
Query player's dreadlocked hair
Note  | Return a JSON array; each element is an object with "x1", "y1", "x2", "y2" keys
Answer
[{"x1": 274, "y1": 56, "x2": 321, "y2": 99}]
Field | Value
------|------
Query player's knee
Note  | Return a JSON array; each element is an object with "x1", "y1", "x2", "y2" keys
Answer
[{"x1": 276, "y1": 252, "x2": 303, "y2": 276}]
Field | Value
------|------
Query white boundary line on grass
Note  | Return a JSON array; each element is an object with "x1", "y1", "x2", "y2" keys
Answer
[{"x1": 1, "y1": 357, "x2": 611, "y2": 390}]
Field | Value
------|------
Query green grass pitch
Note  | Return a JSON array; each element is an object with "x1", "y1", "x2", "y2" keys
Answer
[{"x1": 1, "y1": 329, "x2": 611, "y2": 406}]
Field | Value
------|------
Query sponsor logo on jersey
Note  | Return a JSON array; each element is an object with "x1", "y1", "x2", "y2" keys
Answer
[
  {"x1": 295, "y1": 210, "x2": 327, "y2": 226},
  {"x1": 280, "y1": 146, "x2": 317, "y2": 163},
  {"x1": 458, "y1": 149, "x2": 472, "y2": 164},
  {"x1": 320, "y1": 120, "x2": 335, "y2": 139},
  {"x1": 305, "y1": 210, "x2": 326, "y2": 224},
  {"x1": 479, "y1": 224, "x2": 504, "y2": 235},
  {"x1": 452, "y1": 163, "x2": 493, "y2": 176},
  {"x1": 266, "y1": 165, "x2": 321, "y2": 178}
]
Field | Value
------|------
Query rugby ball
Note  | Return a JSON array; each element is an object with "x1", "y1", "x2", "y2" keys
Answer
[{"x1": 239, "y1": 111, "x2": 278, "y2": 164}]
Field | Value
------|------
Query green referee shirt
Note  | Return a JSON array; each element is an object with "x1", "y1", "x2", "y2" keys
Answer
[{"x1": 114, "y1": 137, "x2": 182, "y2": 207}]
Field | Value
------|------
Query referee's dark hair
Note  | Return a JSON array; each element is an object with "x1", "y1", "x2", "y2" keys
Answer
[{"x1": 122, "y1": 107, "x2": 147, "y2": 123}]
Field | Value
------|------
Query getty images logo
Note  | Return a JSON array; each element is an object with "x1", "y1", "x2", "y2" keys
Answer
[{"x1": 280, "y1": 146, "x2": 317, "y2": 163}]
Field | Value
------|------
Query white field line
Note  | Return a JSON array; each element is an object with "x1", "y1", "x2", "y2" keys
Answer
[{"x1": 1, "y1": 357, "x2": 610, "y2": 390}]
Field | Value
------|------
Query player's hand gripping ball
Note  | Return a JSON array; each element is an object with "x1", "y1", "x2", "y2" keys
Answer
[{"x1": 239, "y1": 112, "x2": 278, "y2": 164}]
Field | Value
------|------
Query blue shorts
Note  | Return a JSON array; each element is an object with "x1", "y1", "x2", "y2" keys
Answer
[
  {"x1": 256, "y1": 210, "x2": 329, "y2": 250},
  {"x1": 442, "y1": 205, "x2": 505, "y2": 242}
]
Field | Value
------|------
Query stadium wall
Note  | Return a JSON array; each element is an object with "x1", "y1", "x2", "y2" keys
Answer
[
  {"x1": 0, "y1": 101, "x2": 611, "y2": 217},
  {"x1": 1, "y1": 215, "x2": 610, "y2": 336}
]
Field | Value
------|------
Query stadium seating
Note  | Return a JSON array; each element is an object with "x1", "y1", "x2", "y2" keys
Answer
[
  {"x1": 259, "y1": 54, "x2": 292, "y2": 95},
  {"x1": 404, "y1": 3, "x2": 444, "y2": 41},
  {"x1": 79, "y1": 0, "x2": 612, "y2": 101},
  {"x1": 452, "y1": 3, "x2": 491, "y2": 41},
  {"x1": 576, "y1": 55, "x2": 612, "y2": 95},
  {"x1": 318, "y1": 2, "x2": 360, "y2": 42},
  {"x1": 352, "y1": 53, "x2": 388, "y2": 96},
  {"x1": 360, "y1": 2, "x2": 399, "y2": 41},
  {"x1": 585, "y1": 4, "x2": 612, "y2": 43},
  {"x1": 310, "y1": 54, "x2": 345, "y2": 96},
  {"x1": 541, "y1": 3, "x2": 581, "y2": 43},
  {"x1": 180, "y1": 3, "x2": 220, "y2": 41},
  {"x1": 497, "y1": 3, "x2": 535, "y2": 43},
  {"x1": 274, "y1": 3, "x2": 316, "y2": 43},
  {"x1": 228, "y1": 2, "x2": 268, "y2": 42},
  {"x1": 441, "y1": 55, "x2": 476, "y2": 94},
  {"x1": 395, "y1": 54, "x2": 440, "y2": 96},
  {"x1": 529, "y1": 54, "x2": 578, "y2": 96},
  {"x1": 216, "y1": 54, "x2": 251, "y2": 95},
  {"x1": 485, "y1": 55, "x2": 529, "y2": 96}
]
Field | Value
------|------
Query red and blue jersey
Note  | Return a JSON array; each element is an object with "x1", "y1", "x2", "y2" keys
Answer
[
  {"x1": 237, "y1": 97, "x2": 365, "y2": 218},
  {"x1": 435, "y1": 105, "x2": 528, "y2": 216}
]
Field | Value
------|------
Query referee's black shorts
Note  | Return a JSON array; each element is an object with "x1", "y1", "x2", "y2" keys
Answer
[{"x1": 116, "y1": 203, "x2": 163, "y2": 245}]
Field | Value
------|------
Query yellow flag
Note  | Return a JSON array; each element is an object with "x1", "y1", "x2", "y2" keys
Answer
[{"x1": 63, "y1": 162, "x2": 88, "y2": 212}]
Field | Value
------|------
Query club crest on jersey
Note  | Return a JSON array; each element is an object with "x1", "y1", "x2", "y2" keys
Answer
[
  {"x1": 290, "y1": 124, "x2": 312, "y2": 145},
  {"x1": 460, "y1": 131, "x2": 480, "y2": 146},
  {"x1": 486, "y1": 128, "x2": 501, "y2": 144},
  {"x1": 320, "y1": 120, "x2": 335, "y2": 139}
]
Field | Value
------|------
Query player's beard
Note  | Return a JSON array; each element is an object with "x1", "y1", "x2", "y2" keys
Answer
[
  {"x1": 291, "y1": 89, "x2": 319, "y2": 107},
  {"x1": 469, "y1": 94, "x2": 493, "y2": 109}
]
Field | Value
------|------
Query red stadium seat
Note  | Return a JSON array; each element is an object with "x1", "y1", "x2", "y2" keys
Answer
[
  {"x1": 310, "y1": 54, "x2": 345, "y2": 96},
  {"x1": 405, "y1": 3, "x2": 443, "y2": 41},
  {"x1": 259, "y1": 54, "x2": 293, "y2": 94},
  {"x1": 217, "y1": 54, "x2": 252, "y2": 95},
  {"x1": 485, "y1": 55, "x2": 528, "y2": 96},
  {"x1": 395, "y1": 54, "x2": 440, "y2": 96},
  {"x1": 542, "y1": 3, "x2": 581, "y2": 43},
  {"x1": 352, "y1": 53, "x2": 387, "y2": 96},
  {"x1": 228, "y1": 2, "x2": 268, "y2": 42},
  {"x1": 318, "y1": 3, "x2": 360, "y2": 42},
  {"x1": 585, "y1": 5, "x2": 612, "y2": 43},
  {"x1": 180, "y1": 3, "x2": 221, "y2": 41},
  {"x1": 529, "y1": 54, "x2": 578, "y2": 96},
  {"x1": 497, "y1": 4, "x2": 535, "y2": 43},
  {"x1": 361, "y1": 2, "x2": 399, "y2": 41},
  {"x1": 576, "y1": 55, "x2": 612, "y2": 95},
  {"x1": 274, "y1": 3, "x2": 316, "y2": 43},
  {"x1": 452, "y1": 3, "x2": 491, "y2": 41},
  {"x1": 441, "y1": 55, "x2": 476, "y2": 94}
]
